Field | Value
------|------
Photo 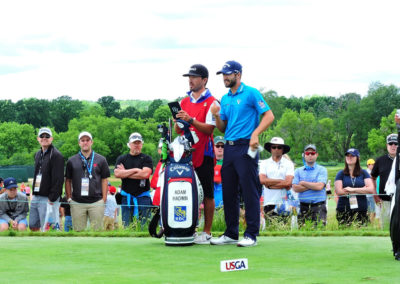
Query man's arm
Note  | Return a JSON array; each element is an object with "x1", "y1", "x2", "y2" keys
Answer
[
  {"x1": 210, "y1": 102, "x2": 226, "y2": 133},
  {"x1": 299, "y1": 181, "x2": 325, "y2": 191},
  {"x1": 114, "y1": 164, "x2": 152, "y2": 180},
  {"x1": 250, "y1": 110, "x2": 274, "y2": 149},
  {"x1": 102, "y1": 178, "x2": 108, "y2": 202},
  {"x1": 176, "y1": 110, "x2": 215, "y2": 135},
  {"x1": 65, "y1": 178, "x2": 72, "y2": 200},
  {"x1": 49, "y1": 152, "x2": 65, "y2": 202},
  {"x1": 292, "y1": 183, "x2": 309, "y2": 193},
  {"x1": 260, "y1": 174, "x2": 293, "y2": 189}
]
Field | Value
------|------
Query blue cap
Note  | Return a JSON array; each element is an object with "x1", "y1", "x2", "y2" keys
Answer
[
  {"x1": 345, "y1": 148, "x2": 360, "y2": 157},
  {"x1": 4, "y1": 177, "x2": 18, "y2": 189},
  {"x1": 216, "y1": 60, "x2": 242, "y2": 75}
]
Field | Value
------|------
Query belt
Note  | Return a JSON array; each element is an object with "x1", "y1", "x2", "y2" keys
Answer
[
  {"x1": 226, "y1": 139, "x2": 250, "y2": 146},
  {"x1": 300, "y1": 201, "x2": 326, "y2": 207}
]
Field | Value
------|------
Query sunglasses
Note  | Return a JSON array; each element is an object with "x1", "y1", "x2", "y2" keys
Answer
[
  {"x1": 39, "y1": 134, "x2": 51, "y2": 139},
  {"x1": 305, "y1": 152, "x2": 316, "y2": 156},
  {"x1": 388, "y1": 142, "x2": 398, "y2": 146},
  {"x1": 215, "y1": 145, "x2": 224, "y2": 149},
  {"x1": 271, "y1": 145, "x2": 283, "y2": 150}
]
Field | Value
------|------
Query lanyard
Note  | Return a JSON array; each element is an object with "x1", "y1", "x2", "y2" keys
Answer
[{"x1": 79, "y1": 151, "x2": 95, "y2": 179}]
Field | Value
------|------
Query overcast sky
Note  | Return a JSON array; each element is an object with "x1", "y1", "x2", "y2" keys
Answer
[{"x1": 1, "y1": 0, "x2": 399, "y2": 102}]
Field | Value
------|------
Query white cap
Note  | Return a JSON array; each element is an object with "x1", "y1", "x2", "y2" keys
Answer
[
  {"x1": 38, "y1": 127, "x2": 52, "y2": 137},
  {"x1": 78, "y1": 131, "x2": 93, "y2": 140},
  {"x1": 128, "y1": 132, "x2": 143, "y2": 143}
]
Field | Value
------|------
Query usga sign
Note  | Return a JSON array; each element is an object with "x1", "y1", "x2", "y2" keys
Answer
[{"x1": 220, "y1": 258, "x2": 248, "y2": 272}]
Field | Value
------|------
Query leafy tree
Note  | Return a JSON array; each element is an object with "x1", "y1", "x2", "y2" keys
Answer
[
  {"x1": 120, "y1": 106, "x2": 141, "y2": 120},
  {"x1": 0, "y1": 100, "x2": 16, "y2": 122},
  {"x1": 50, "y1": 96, "x2": 84, "y2": 132},
  {"x1": 0, "y1": 122, "x2": 37, "y2": 165},
  {"x1": 367, "y1": 109, "x2": 398, "y2": 157},
  {"x1": 142, "y1": 99, "x2": 164, "y2": 119},
  {"x1": 153, "y1": 105, "x2": 171, "y2": 123},
  {"x1": 97, "y1": 96, "x2": 121, "y2": 118},
  {"x1": 14, "y1": 98, "x2": 51, "y2": 128}
]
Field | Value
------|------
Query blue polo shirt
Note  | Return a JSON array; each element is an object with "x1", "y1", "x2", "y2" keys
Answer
[
  {"x1": 220, "y1": 83, "x2": 270, "y2": 141},
  {"x1": 293, "y1": 164, "x2": 328, "y2": 204}
]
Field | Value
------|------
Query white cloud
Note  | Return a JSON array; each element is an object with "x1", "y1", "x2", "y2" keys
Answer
[{"x1": 0, "y1": 0, "x2": 399, "y2": 102}]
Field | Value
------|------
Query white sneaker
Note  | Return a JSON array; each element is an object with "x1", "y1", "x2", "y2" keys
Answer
[
  {"x1": 194, "y1": 232, "x2": 212, "y2": 244},
  {"x1": 237, "y1": 237, "x2": 257, "y2": 247},
  {"x1": 210, "y1": 235, "x2": 238, "y2": 245}
]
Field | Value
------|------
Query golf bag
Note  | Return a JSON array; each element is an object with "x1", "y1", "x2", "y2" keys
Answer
[{"x1": 149, "y1": 119, "x2": 203, "y2": 246}]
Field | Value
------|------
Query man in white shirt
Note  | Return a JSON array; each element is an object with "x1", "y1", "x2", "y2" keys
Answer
[{"x1": 259, "y1": 137, "x2": 294, "y2": 219}]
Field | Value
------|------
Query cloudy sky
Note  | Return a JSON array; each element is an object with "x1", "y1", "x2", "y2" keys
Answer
[{"x1": 1, "y1": 0, "x2": 399, "y2": 102}]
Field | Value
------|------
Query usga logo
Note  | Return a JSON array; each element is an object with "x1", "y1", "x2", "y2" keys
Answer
[{"x1": 220, "y1": 258, "x2": 248, "y2": 272}]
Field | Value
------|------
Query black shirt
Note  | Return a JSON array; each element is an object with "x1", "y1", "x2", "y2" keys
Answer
[
  {"x1": 33, "y1": 144, "x2": 65, "y2": 202},
  {"x1": 65, "y1": 152, "x2": 110, "y2": 203},
  {"x1": 370, "y1": 154, "x2": 394, "y2": 201},
  {"x1": 115, "y1": 153, "x2": 153, "y2": 197}
]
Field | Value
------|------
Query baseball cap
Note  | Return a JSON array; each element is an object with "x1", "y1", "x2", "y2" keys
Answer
[
  {"x1": 345, "y1": 148, "x2": 360, "y2": 157},
  {"x1": 214, "y1": 136, "x2": 226, "y2": 145},
  {"x1": 367, "y1": 158, "x2": 375, "y2": 165},
  {"x1": 4, "y1": 177, "x2": 18, "y2": 189},
  {"x1": 129, "y1": 132, "x2": 143, "y2": 143},
  {"x1": 304, "y1": 144, "x2": 317, "y2": 152},
  {"x1": 38, "y1": 127, "x2": 52, "y2": 137},
  {"x1": 109, "y1": 186, "x2": 116, "y2": 194},
  {"x1": 182, "y1": 64, "x2": 209, "y2": 78},
  {"x1": 387, "y1": 134, "x2": 398, "y2": 144},
  {"x1": 78, "y1": 131, "x2": 93, "y2": 140},
  {"x1": 216, "y1": 60, "x2": 242, "y2": 75}
]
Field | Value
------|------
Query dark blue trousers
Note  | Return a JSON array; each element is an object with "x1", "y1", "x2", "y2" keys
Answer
[{"x1": 221, "y1": 142, "x2": 262, "y2": 240}]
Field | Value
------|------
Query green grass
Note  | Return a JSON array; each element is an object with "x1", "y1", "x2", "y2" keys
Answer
[{"x1": 0, "y1": 236, "x2": 399, "y2": 283}]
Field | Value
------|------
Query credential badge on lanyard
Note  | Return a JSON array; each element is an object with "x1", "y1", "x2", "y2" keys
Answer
[
  {"x1": 34, "y1": 174, "x2": 42, "y2": 192},
  {"x1": 79, "y1": 151, "x2": 95, "y2": 196}
]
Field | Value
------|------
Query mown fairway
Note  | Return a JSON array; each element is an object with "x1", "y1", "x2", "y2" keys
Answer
[{"x1": 1, "y1": 236, "x2": 399, "y2": 283}]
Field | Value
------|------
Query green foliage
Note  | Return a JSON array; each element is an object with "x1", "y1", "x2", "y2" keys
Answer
[
  {"x1": 0, "y1": 122, "x2": 37, "y2": 165},
  {"x1": 97, "y1": 96, "x2": 121, "y2": 118}
]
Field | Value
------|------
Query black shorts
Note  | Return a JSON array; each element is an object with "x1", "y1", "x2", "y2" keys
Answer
[{"x1": 195, "y1": 156, "x2": 214, "y2": 199}]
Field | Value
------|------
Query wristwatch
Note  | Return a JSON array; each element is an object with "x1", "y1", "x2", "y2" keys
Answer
[{"x1": 188, "y1": 117, "x2": 194, "y2": 124}]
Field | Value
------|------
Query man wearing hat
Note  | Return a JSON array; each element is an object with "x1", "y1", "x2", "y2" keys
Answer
[
  {"x1": 371, "y1": 133, "x2": 398, "y2": 229},
  {"x1": 175, "y1": 64, "x2": 218, "y2": 244},
  {"x1": 65, "y1": 131, "x2": 110, "y2": 231},
  {"x1": 114, "y1": 132, "x2": 153, "y2": 228},
  {"x1": 0, "y1": 177, "x2": 29, "y2": 231},
  {"x1": 29, "y1": 127, "x2": 64, "y2": 231},
  {"x1": 260, "y1": 137, "x2": 294, "y2": 219},
  {"x1": 366, "y1": 158, "x2": 376, "y2": 222},
  {"x1": 210, "y1": 60, "x2": 274, "y2": 247},
  {"x1": 293, "y1": 144, "x2": 328, "y2": 226}
]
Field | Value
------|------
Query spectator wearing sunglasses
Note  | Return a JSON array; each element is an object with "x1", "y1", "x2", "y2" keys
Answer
[
  {"x1": 370, "y1": 133, "x2": 398, "y2": 230},
  {"x1": 29, "y1": 128, "x2": 64, "y2": 231},
  {"x1": 334, "y1": 148, "x2": 374, "y2": 226},
  {"x1": 213, "y1": 136, "x2": 225, "y2": 209},
  {"x1": 293, "y1": 144, "x2": 328, "y2": 226},
  {"x1": 260, "y1": 137, "x2": 294, "y2": 220}
]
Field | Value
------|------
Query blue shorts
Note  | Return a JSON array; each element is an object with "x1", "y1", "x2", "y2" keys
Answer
[{"x1": 0, "y1": 218, "x2": 28, "y2": 226}]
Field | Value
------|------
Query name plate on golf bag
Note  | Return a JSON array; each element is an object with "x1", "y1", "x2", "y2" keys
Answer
[{"x1": 161, "y1": 162, "x2": 199, "y2": 245}]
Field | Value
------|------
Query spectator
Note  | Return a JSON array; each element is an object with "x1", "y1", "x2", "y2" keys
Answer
[
  {"x1": 366, "y1": 159, "x2": 376, "y2": 223},
  {"x1": 30, "y1": 127, "x2": 64, "y2": 231},
  {"x1": 104, "y1": 186, "x2": 118, "y2": 231},
  {"x1": 260, "y1": 137, "x2": 294, "y2": 221},
  {"x1": 65, "y1": 131, "x2": 110, "y2": 231},
  {"x1": 334, "y1": 149, "x2": 374, "y2": 226},
  {"x1": 210, "y1": 60, "x2": 274, "y2": 247},
  {"x1": 213, "y1": 136, "x2": 225, "y2": 209},
  {"x1": 114, "y1": 132, "x2": 153, "y2": 228},
  {"x1": 0, "y1": 178, "x2": 29, "y2": 231},
  {"x1": 60, "y1": 196, "x2": 72, "y2": 232},
  {"x1": 370, "y1": 133, "x2": 398, "y2": 229},
  {"x1": 176, "y1": 64, "x2": 218, "y2": 245},
  {"x1": 293, "y1": 144, "x2": 328, "y2": 226}
]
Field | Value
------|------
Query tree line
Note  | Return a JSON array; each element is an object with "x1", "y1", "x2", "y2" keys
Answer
[{"x1": 0, "y1": 81, "x2": 399, "y2": 166}]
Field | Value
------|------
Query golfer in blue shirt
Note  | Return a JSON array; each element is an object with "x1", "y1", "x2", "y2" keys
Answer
[{"x1": 210, "y1": 61, "x2": 274, "y2": 247}]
